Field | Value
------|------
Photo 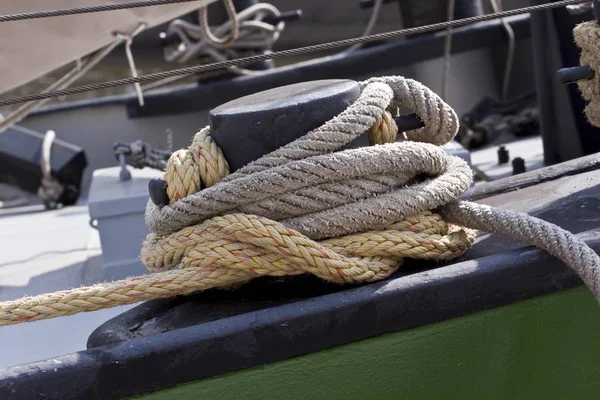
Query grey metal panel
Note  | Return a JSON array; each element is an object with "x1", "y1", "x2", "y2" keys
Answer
[
  {"x1": 88, "y1": 167, "x2": 161, "y2": 219},
  {"x1": 88, "y1": 166, "x2": 162, "y2": 279}
]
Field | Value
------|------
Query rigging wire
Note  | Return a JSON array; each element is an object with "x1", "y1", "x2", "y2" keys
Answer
[
  {"x1": 489, "y1": 0, "x2": 516, "y2": 102},
  {"x1": 0, "y1": 0, "x2": 589, "y2": 107},
  {"x1": 341, "y1": 0, "x2": 385, "y2": 54},
  {"x1": 114, "y1": 23, "x2": 148, "y2": 106},
  {"x1": 0, "y1": 0, "x2": 208, "y2": 23},
  {"x1": 442, "y1": 0, "x2": 456, "y2": 102},
  {"x1": 0, "y1": 39, "x2": 123, "y2": 132}
]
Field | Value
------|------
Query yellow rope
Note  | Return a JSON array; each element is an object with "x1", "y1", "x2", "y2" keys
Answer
[
  {"x1": 165, "y1": 127, "x2": 229, "y2": 201},
  {"x1": 1, "y1": 212, "x2": 472, "y2": 325},
  {"x1": 142, "y1": 212, "x2": 474, "y2": 282},
  {"x1": 369, "y1": 110, "x2": 399, "y2": 144},
  {"x1": 0, "y1": 108, "x2": 475, "y2": 326}
]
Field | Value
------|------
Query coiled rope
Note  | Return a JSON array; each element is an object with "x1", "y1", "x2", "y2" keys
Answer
[{"x1": 1, "y1": 76, "x2": 599, "y2": 326}]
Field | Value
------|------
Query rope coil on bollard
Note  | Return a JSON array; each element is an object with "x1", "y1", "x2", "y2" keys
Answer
[{"x1": 1, "y1": 76, "x2": 599, "y2": 326}]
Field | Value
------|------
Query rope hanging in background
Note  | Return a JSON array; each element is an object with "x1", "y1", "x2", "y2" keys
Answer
[
  {"x1": 149, "y1": 2, "x2": 285, "y2": 90},
  {"x1": 1, "y1": 75, "x2": 599, "y2": 326}
]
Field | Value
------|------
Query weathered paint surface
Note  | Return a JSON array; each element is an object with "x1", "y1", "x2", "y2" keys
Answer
[{"x1": 132, "y1": 287, "x2": 600, "y2": 400}]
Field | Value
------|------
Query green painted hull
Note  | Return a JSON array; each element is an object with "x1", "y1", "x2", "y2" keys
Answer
[{"x1": 137, "y1": 287, "x2": 600, "y2": 400}]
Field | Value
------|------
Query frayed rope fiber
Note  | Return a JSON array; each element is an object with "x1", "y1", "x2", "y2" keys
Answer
[{"x1": 1, "y1": 76, "x2": 599, "y2": 326}]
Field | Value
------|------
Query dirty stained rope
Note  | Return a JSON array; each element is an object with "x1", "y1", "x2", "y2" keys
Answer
[
  {"x1": 0, "y1": 0, "x2": 589, "y2": 107},
  {"x1": 0, "y1": 75, "x2": 599, "y2": 326}
]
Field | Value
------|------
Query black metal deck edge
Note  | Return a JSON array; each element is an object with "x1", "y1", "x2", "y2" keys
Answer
[
  {"x1": 125, "y1": 14, "x2": 531, "y2": 118},
  {"x1": 0, "y1": 228, "x2": 594, "y2": 400}
]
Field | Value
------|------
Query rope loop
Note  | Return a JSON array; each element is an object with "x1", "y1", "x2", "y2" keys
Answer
[{"x1": 199, "y1": 0, "x2": 239, "y2": 49}]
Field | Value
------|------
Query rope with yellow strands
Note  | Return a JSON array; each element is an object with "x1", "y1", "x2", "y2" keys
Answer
[{"x1": 1, "y1": 75, "x2": 599, "y2": 327}]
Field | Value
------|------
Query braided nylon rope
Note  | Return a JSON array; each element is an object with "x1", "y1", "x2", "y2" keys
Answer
[
  {"x1": 574, "y1": 21, "x2": 600, "y2": 127},
  {"x1": 1, "y1": 76, "x2": 600, "y2": 326}
]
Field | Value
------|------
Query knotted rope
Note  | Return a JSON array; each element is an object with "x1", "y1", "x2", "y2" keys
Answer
[
  {"x1": 574, "y1": 20, "x2": 600, "y2": 126},
  {"x1": 1, "y1": 76, "x2": 599, "y2": 326}
]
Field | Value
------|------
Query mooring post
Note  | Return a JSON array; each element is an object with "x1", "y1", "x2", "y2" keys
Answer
[{"x1": 208, "y1": 79, "x2": 367, "y2": 172}]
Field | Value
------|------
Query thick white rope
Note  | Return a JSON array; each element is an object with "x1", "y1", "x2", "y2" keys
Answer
[{"x1": 146, "y1": 77, "x2": 462, "y2": 237}]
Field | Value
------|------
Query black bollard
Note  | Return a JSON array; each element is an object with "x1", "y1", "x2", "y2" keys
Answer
[
  {"x1": 148, "y1": 178, "x2": 170, "y2": 207},
  {"x1": 104, "y1": 79, "x2": 386, "y2": 346},
  {"x1": 512, "y1": 157, "x2": 526, "y2": 175},
  {"x1": 209, "y1": 79, "x2": 367, "y2": 172},
  {"x1": 497, "y1": 146, "x2": 509, "y2": 164}
]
